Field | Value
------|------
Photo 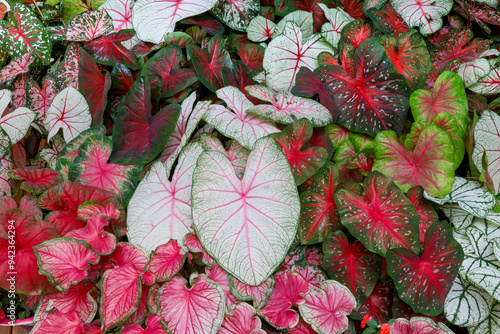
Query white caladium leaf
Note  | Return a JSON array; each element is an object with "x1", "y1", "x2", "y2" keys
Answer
[
  {"x1": 192, "y1": 136, "x2": 300, "y2": 285},
  {"x1": 472, "y1": 218, "x2": 500, "y2": 242},
  {"x1": 0, "y1": 107, "x2": 35, "y2": 144},
  {"x1": 0, "y1": 51, "x2": 34, "y2": 84},
  {"x1": 469, "y1": 302, "x2": 500, "y2": 334},
  {"x1": 444, "y1": 276, "x2": 494, "y2": 327},
  {"x1": 211, "y1": 0, "x2": 260, "y2": 32},
  {"x1": 468, "y1": 267, "x2": 500, "y2": 302},
  {"x1": 389, "y1": 0, "x2": 452, "y2": 36},
  {"x1": 202, "y1": 86, "x2": 278, "y2": 150},
  {"x1": 65, "y1": 10, "x2": 114, "y2": 42},
  {"x1": 472, "y1": 0, "x2": 498, "y2": 6},
  {"x1": 263, "y1": 21, "x2": 334, "y2": 91},
  {"x1": 458, "y1": 50, "x2": 500, "y2": 88},
  {"x1": 442, "y1": 204, "x2": 474, "y2": 230},
  {"x1": 44, "y1": 86, "x2": 92, "y2": 143},
  {"x1": 424, "y1": 177, "x2": 496, "y2": 218},
  {"x1": 127, "y1": 143, "x2": 203, "y2": 255},
  {"x1": 460, "y1": 226, "x2": 500, "y2": 279},
  {"x1": 454, "y1": 229, "x2": 475, "y2": 255},
  {"x1": 273, "y1": 11, "x2": 314, "y2": 43},
  {"x1": 132, "y1": 0, "x2": 218, "y2": 44},
  {"x1": 473, "y1": 110, "x2": 500, "y2": 195},
  {"x1": 245, "y1": 85, "x2": 332, "y2": 126},
  {"x1": 101, "y1": 0, "x2": 140, "y2": 49},
  {"x1": 247, "y1": 16, "x2": 276, "y2": 42},
  {"x1": 0, "y1": 90, "x2": 12, "y2": 113},
  {"x1": 319, "y1": 4, "x2": 353, "y2": 49},
  {"x1": 469, "y1": 66, "x2": 500, "y2": 96}
]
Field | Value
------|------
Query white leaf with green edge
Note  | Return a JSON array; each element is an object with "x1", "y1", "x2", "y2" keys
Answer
[
  {"x1": 472, "y1": 0, "x2": 498, "y2": 6},
  {"x1": 472, "y1": 110, "x2": 500, "y2": 195},
  {"x1": 459, "y1": 226, "x2": 500, "y2": 280},
  {"x1": 44, "y1": 86, "x2": 92, "y2": 143},
  {"x1": 263, "y1": 21, "x2": 334, "y2": 91},
  {"x1": 0, "y1": 51, "x2": 34, "y2": 84},
  {"x1": 442, "y1": 204, "x2": 474, "y2": 230},
  {"x1": 0, "y1": 107, "x2": 35, "y2": 145},
  {"x1": 424, "y1": 177, "x2": 496, "y2": 218},
  {"x1": 444, "y1": 276, "x2": 494, "y2": 327},
  {"x1": 469, "y1": 302, "x2": 500, "y2": 334},
  {"x1": 211, "y1": 0, "x2": 260, "y2": 32},
  {"x1": 273, "y1": 11, "x2": 314, "y2": 43},
  {"x1": 132, "y1": 0, "x2": 218, "y2": 44},
  {"x1": 245, "y1": 85, "x2": 332, "y2": 126},
  {"x1": 389, "y1": 0, "x2": 452, "y2": 36},
  {"x1": 127, "y1": 142, "x2": 204, "y2": 255},
  {"x1": 0, "y1": 4, "x2": 51, "y2": 65},
  {"x1": 247, "y1": 16, "x2": 276, "y2": 42},
  {"x1": 494, "y1": 238, "x2": 500, "y2": 262},
  {"x1": 458, "y1": 50, "x2": 500, "y2": 88},
  {"x1": 468, "y1": 267, "x2": 500, "y2": 302},
  {"x1": 0, "y1": 90, "x2": 12, "y2": 113},
  {"x1": 487, "y1": 211, "x2": 500, "y2": 225},
  {"x1": 101, "y1": 0, "x2": 140, "y2": 49},
  {"x1": 202, "y1": 86, "x2": 278, "y2": 150},
  {"x1": 191, "y1": 136, "x2": 300, "y2": 286},
  {"x1": 65, "y1": 10, "x2": 114, "y2": 42},
  {"x1": 319, "y1": 4, "x2": 354, "y2": 49}
]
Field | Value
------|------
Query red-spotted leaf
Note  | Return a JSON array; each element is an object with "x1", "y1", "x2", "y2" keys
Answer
[
  {"x1": 317, "y1": 37, "x2": 410, "y2": 137},
  {"x1": 334, "y1": 171, "x2": 420, "y2": 256},
  {"x1": 391, "y1": 317, "x2": 454, "y2": 334},
  {"x1": 31, "y1": 309, "x2": 100, "y2": 334},
  {"x1": 83, "y1": 30, "x2": 139, "y2": 69},
  {"x1": 298, "y1": 280, "x2": 356, "y2": 334},
  {"x1": 53, "y1": 44, "x2": 82, "y2": 90},
  {"x1": 0, "y1": 209, "x2": 59, "y2": 295},
  {"x1": 66, "y1": 10, "x2": 114, "y2": 42},
  {"x1": 387, "y1": 220, "x2": 464, "y2": 316},
  {"x1": 192, "y1": 137, "x2": 300, "y2": 285},
  {"x1": 390, "y1": 0, "x2": 452, "y2": 36},
  {"x1": 210, "y1": 0, "x2": 259, "y2": 31},
  {"x1": 26, "y1": 76, "x2": 57, "y2": 130},
  {"x1": 8, "y1": 167, "x2": 62, "y2": 194},
  {"x1": 258, "y1": 270, "x2": 310, "y2": 329},
  {"x1": 247, "y1": 16, "x2": 275, "y2": 42},
  {"x1": 0, "y1": 51, "x2": 34, "y2": 84},
  {"x1": 34, "y1": 238, "x2": 100, "y2": 292},
  {"x1": 100, "y1": 262, "x2": 141, "y2": 332},
  {"x1": 68, "y1": 134, "x2": 141, "y2": 205},
  {"x1": 220, "y1": 303, "x2": 266, "y2": 334},
  {"x1": 157, "y1": 274, "x2": 225, "y2": 334},
  {"x1": 351, "y1": 281, "x2": 393, "y2": 323},
  {"x1": 110, "y1": 76, "x2": 181, "y2": 165},
  {"x1": 364, "y1": 1, "x2": 409, "y2": 37},
  {"x1": 473, "y1": 110, "x2": 500, "y2": 195},
  {"x1": 65, "y1": 214, "x2": 116, "y2": 255},
  {"x1": 406, "y1": 186, "x2": 438, "y2": 248},
  {"x1": 206, "y1": 263, "x2": 238, "y2": 306},
  {"x1": 146, "y1": 239, "x2": 186, "y2": 281},
  {"x1": 121, "y1": 315, "x2": 169, "y2": 334},
  {"x1": 454, "y1": 0, "x2": 500, "y2": 35},
  {"x1": 372, "y1": 125, "x2": 455, "y2": 198},
  {"x1": 229, "y1": 275, "x2": 274, "y2": 309},
  {"x1": 322, "y1": 231, "x2": 382, "y2": 305}
]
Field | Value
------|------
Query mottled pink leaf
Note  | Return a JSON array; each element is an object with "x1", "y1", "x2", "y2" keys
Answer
[
  {"x1": 0, "y1": 51, "x2": 33, "y2": 84},
  {"x1": 391, "y1": 317, "x2": 454, "y2": 334}
]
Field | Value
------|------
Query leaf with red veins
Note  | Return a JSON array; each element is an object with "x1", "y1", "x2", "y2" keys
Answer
[
  {"x1": 351, "y1": 281, "x2": 394, "y2": 323},
  {"x1": 31, "y1": 309, "x2": 100, "y2": 334},
  {"x1": 292, "y1": 265, "x2": 326, "y2": 292},
  {"x1": 8, "y1": 167, "x2": 62, "y2": 194},
  {"x1": 258, "y1": 270, "x2": 310, "y2": 329},
  {"x1": 406, "y1": 186, "x2": 438, "y2": 249},
  {"x1": 54, "y1": 44, "x2": 82, "y2": 90},
  {"x1": 65, "y1": 214, "x2": 116, "y2": 255},
  {"x1": 84, "y1": 30, "x2": 139, "y2": 69},
  {"x1": 184, "y1": 232, "x2": 214, "y2": 267},
  {"x1": 101, "y1": 0, "x2": 133, "y2": 32},
  {"x1": 365, "y1": 1, "x2": 409, "y2": 37},
  {"x1": 229, "y1": 275, "x2": 274, "y2": 309},
  {"x1": 146, "y1": 239, "x2": 186, "y2": 282},
  {"x1": 206, "y1": 263, "x2": 238, "y2": 306},
  {"x1": 453, "y1": 0, "x2": 500, "y2": 35},
  {"x1": 234, "y1": 43, "x2": 265, "y2": 74},
  {"x1": 390, "y1": 0, "x2": 452, "y2": 36},
  {"x1": 391, "y1": 317, "x2": 453, "y2": 334},
  {"x1": 77, "y1": 200, "x2": 121, "y2": 221},
  {"x1": 220, "y1": 303, "x2": 266, "y2": 334},
  {"x1": 339, "y1": 20, "x2": 375, "y2": 50},
  {"x1": 27, "y1": 76, "x2": 57, "y2": 130},
  {"x1": 122, "y1": 314, "x2": 170, "y2": 334},
  {"x1": 0, "y1": 51, "x2": 34, "y2": 84},
  {"x1": 105, "y1": 242, "x2": 149, "y2": 272},
  {"x1": 66, "y1": 10, "x2": 114, "y2": 42}
]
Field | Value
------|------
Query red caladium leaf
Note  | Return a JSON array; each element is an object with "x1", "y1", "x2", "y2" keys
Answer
[
  {"x1": 66, "y1": 10, "x2": 114, "y2": 42},
  {"x1": 146, "y1": 240, "x2": 186, "y2": 282},
  {"x1": 106, "y1": 242, "x2": 149, "y2": 272},
  {"x1": 292, "y1": 265, "x2": 326, "y2": 291},
  {"x1": 258, "y1": 270, "x2": 310, "y2": 329},
  {"x1": 234, "y1": 43, "x2": 265, "y2": 74},
  {"x1": 335, "y1": 171, "x2": 421, "y2": 256},
  {"x1": 322, "y1": 231, "x2": 382, "y2": 305},
  {"x1": 387, "y1": 220, "x2": 464, "y2": 316},
  {"x1": 26, "y1": 76, "x2": 57, "y2": 130},
  {"x1": 84, "y1": 30, "x2": 139, "y2": 69},
  {"x1": 187, "y1": 35, "x2": 233, "y2": 92},
  {"x1": 229, "y1": 275, "x2": 274, "y2": 309},
  {"x1": 10, "y1": 73, "x2": 28, "y2": 109},
  {"x1": 77, "y1": 200, "x2": 121, "y2": 221},
  {"x1": 8, "y1": 167, "x2": 62, "y2": 194},
  {"x1": 406, "y1": 186, "x2": 438, "y2": 248},
  {"x1": 100, "y1": 263, "x2": 141, "y2": 332},
  {"x1": 281, "y1": 0, "x2": 337, "y2": 32},
  {"x1": 364, "y1": 1, "x2": 409, "y2": 37},
  {"x1": 351, "y1": 281, "x2": 393, "y2": 323},
  {"x1": 65, "y1": 214, "x2": 116, "y2": 255},
  {"x1": 339, "y1": 19, "x2": 375, "y2": 50},
  {"x1": 31, "y1": 309, "x2": 100, "y2": 334},
  {"x1": 220, "y1": 303, "x2": 266, "y2": 334},
  {"x1": 317, "y1": 37, "x2": 410, "y2": 137},
  {"x1": 180, "y1": 14, "x2": 225, "y2": 35},
  {"x1": 34, "y1": 237, "x2": 100, "y2": 292},
  {"x1": 0, "y1": 209, "x2": 59, "y2": 294},
  {"x1": 157, "y1": 274, "x2": 225, "y2": 334},
  {"x1": 110, "y1": 76, "x2": 181, "y2": 165},
  {"x1": 0, "y1": 51, "x2": 34, "y2": 84},
  {"x1": 122, "y1": 314, "x2": 169, "y2": 334},
  {"x1": 206, "y1": 263, "x2": 238, "y2": 306},
  {"x1": 453, "y1": 0, "x2": 500, "y2": 35},
  {"x1": 391, "y1": 317, "x2": 453, "y2": 334}
]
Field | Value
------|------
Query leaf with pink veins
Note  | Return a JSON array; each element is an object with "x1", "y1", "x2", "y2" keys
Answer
[
  {"x1": 146, "y1": 239, "x2": 187, "y2": 282},
  {"x1": 26, "y1": 76, "x2": 57, "y2": 132},
  {"x1": 184, "y1": 231, "x2": 214, "y2": 267},
  {"x1": 206, "y1": 263, "x2": 238, "y2": 306},
  {"x1": 0, "y1": 51, "x2": 34, "y2": 84},
  {"x1": 391, "y1": 317, "x2": 454, "y2": 334},
  {"x1": 65, "y1": 214, "x2": 117, "y2": 255},
  {"x1": 31, "y1": 309, "x2": 100, "y2": 334},
  {"x1": 220, "y1": 303, "x2": 266, "y2": 334},
  {"x1": 121, "y1": 314, "x2": 170, "y2": 334},
  {"x1": 105, "y1": 242, "x2": 149, "y2": 272}
]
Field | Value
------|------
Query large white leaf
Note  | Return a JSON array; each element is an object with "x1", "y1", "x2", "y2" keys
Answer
[
  {"x1": 469, "y1": 302, "x2": 500, "y2": 334},
  {"x1": 202, "y1": 86, "x2": 278, "y2": 150},
  {"x1": 101, "y1": 0, "x2": 140, "y2": 49},
  {"x1": 44, "y1": 86, "x2": 92, "y2": 143},
  {"x1": 273, "y1": 11, "x2": 314, "y2": 42},
  {"x1": 444, "y1": 276, "x2": 494, "y2": 327},
  {"x1": 319, "y1": 4, "x2": 353, "y2": 49},
  {"x1": 0, "y1": 107, "x2": 35, "y2": 145},
  {"x1": 247, "y1": 16, "x2": 276, "y2": 42},
  {"x1": 263, "y1": 21, "x2": 334, "y2": 91},
  {"x1": 0, "y1": 90, "x2": 12, "y2": 113},
  {"x1": 132, "y1": 0, "x2": 218, "y2": 44},
  {"x1": 424, "y1": 177, "x2": 496, "y2": 218},
  {"x1": 458, "y1": 50, "x2": 500, "y2": 88},
  {"x1": 472, "y1": 218, "x2": 500, "y2": 242},
  {"x1": 245, "y1": 85, "x2": 332, "y2": 126},
  {"x1": 191, "y1": 136, "x2": 300, "y2": 285},
  {"x1": 473, "y1": 110, "x2": 500, "y2": 195},
  {"x1": 468, "y1": 267, "x2": 500, "y2": 302},
  {"x1": 472, "y1": 0, "x2": 498, "y2": 6},
  {"x1": 210, "y1": 0, "x2": 260, "y2": 32},
  {"x1": 127, "y1": 142, "x2": 203, "y2": 255},
  {"x1": 389, "y1": 0, "x2": 452, "y2": 36},
  {"x1": 470, "y1": 66, "x2": 500, "y2": 95}
]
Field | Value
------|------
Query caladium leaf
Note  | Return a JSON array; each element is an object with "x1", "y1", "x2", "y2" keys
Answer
[
  {"x1": 351, "y1": 281, "x2": 393, "y2": 323},
  {"x1": 442, "y1": 204, "x2": 474, "y2": 230},
  {"x1": 0, "y1": 106, "x2": 35, "y2": 145},
  {"x1": 387, "y1": 220, "x2": 464, "y2": 316},
  {"x1": 391, "y1": 317, "x2": 454, "y2": 334},
  {"x1": 77, "y1": 200, "x2": 121, "y2": 221},
  {"x1": 319, "y1": 4, "x2": 354, "y2": 49},
  {"x1": 469, "y1": 66, "x2": 500, "y2": 96},
  {"x1": 338, "y1": 19, "x2": 375, "y2": 50},
  {"x1": 389, "y1": 0, "x2": 452, "y2": 36},
  {"x1": 406, "y1": 186, "x2": 438, "y2": 248},
  {"x1": 298, "y1": 280, "x2": 356, "y2": 334},
  {"x1": 317, "y1": 37, "x2": 409, "y2": 137},
  {"x1": 157, "y1": 274, "x2": 225, "y2": 334},
  {"x1": 206, "y1": 263, "x2": 238, "y2": 306},
  {"x1": 211, "y1": 0, "x2": 259, "y2": 31},
  {"x1": 229, "y1": 275, "x2": 274, "y2": 309},
  {"x1": 65, "y1": 214, "x2": 116, "y2": 255},
  {"x1": 110, "y1": 76, "x2": 181, "y2": 165},
  {"x1": 322, "y1": 231, "x2": 381, "y2": 305},
  {"x1": 245, "y1": 85, "x2": 332, "y2": 126},
  {"x1": 10, "y1": 73, "x2": 27, "y2": 109},
  {"x1": 101, "y1": 0, "x2": 140, "y2": 49},
  {"x1": 192, "y1": 137, "x2": 300, "y2": 285},
  {"x1": 220, "y1": 302, "x2": 265, "y2": 334},
  {"x1": 66, "y1": 10, "x2": 114, "y2": 42},
  {"x1": 273, "y1": 10, "x2": 314, "y2": 41},
  {"x1": 468, "y1": 301, "x2": 500, "y2": 334},
  {"x1": 184, "y1": 231, "x2": 215, "y2": 267},
  {"x1": 335, "y1": 171, "x2": 420, "y2": 256},
  {"x1": 122, "y1": 314, "x2": 169, "y2": 334},
  {"x1": 31, "y1": 309, "x2": 100, "y2": 334},
  {"x1": 263, "y1": 21, "x2": 334, "y2": 91},
  {"x1": 0, "y1": 51, "x2": 34, "y2": 84},
  {"x1": 0, "y1": 4, "x2": 51, "y2": 65},
  {"x1": 34, "y1": 238, "x2": 100, "y2": 292},
  {"x1": 247, "y1": 15, "x2": 275, "y2": 42},
  {"x1": 146, "y1": 239, "x2": 186, "y2": 282},
  {"x1": 8, "y1": 167, "x2": 62, "y2": 194},
  {"x1": 467, "y1": 266, "x2": 500, "y2": 302},
  {"x1": 53, "y1": 44, "x2": 82, "y2": 90},
  {"x1": 458, "y1": 50, "x2": 500, "y2": 89},
  {"x1": 364, "y1": 1, "x2": 409, "y2": 37},
  {"x1": 83, "y1": 30, "x2": 139, "y2": 69},
  {"x1": 106, "y1": 242, "x2": 149, "y2": 272},
  {"x1": 26, "y1": 77, "x2": 57, "y2": 131}
]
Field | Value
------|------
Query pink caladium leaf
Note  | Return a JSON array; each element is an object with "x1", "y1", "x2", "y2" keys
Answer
[
  {"x1": 206, "y1": 263, "x2": 238, "y2": 306},
  {"x1": 127, "y1": 143, "x2": 203, "y2": 254},
  {"x1": 351, "y1": 281, "x2": 393, "y2": 323},
  {"x1": 0, "y1": 51, "x2": 34, "y2": 84},
  {"x1": 258, "y1": 270, "x2": 310, "y2": 329},
  {"x1": 406, "y1": 186, "x2": 438, "y2": 248},
  {"x1": 65, "y1": 214, "x2": 116, "y2": 255},
  {"x1": 100, "y1": 263, "x2": 141, "y2": 332},
  {"x1": 0, "y1": 209, "x2": 59, "y2": 295},
  {"x1": 53, "y1": 44, "x2": 81, "y2": 90},
  {"x1": 9, "y1": 73, "x2": 28, "y2": 109},
  {"x1": 146, "y1": 239, "x2": 186, "y2": 282},
  {"x1": 389, "y1": 0, "x2": 452, "y2": 36},
  {"x1": 31, "y1": 309, "x2": 100, "y2": 334},
  {"x1": 105, "y1": 242, "x2": 149, "y2": 272},
  {"x1": 66, "y1": 10, "x2": 114, "y2": 42},
  {"x1": 391, "y1": 317, "x2": 454, "y2": 334},
  {"x1": 110, "y1": 76, "x2": 181, "y2": 165},
  {"x1": 387, "y1": 221, "x2": 464, "y2": 316},
  {"x1": 121, "y1": 314, "x2": 169, "y2": 334},
  {"x1": 322, "y1": 231, "x2": 382, "y2": 305},
  {"x1": 83, "y1": 30, "x2": 139, "y2": 69},
  {"x1": 68, "y1": 134, "x2": 141, "y2": 205},
  {"x1": 157, "y1": 274, "x2": 225, "y2": 334},
  {"x1": 77, "y1": 200, "x2": 121, "y2": 221},
  {"x1": 292, "y1": 265, "x2": 326, "y2": 292},
  {"x1": 192, "y1": 137, "x2": 300, "y2": 285},
  {"x1": 364, "y1": 1, "x2": 409, "y2": 37},
  {"x1": 199, "y1": 134, "x2": 250, "y2": 179},
  {"x1": 286, "y1": 318, "x2": 316, "y2": 334},
  {"x1": 184, "y1": 232, "x2": 214, "y2": 267},
  {"x1": 26, "y1": 76, "x2": 57, "y2": 131},
  {"x1": 141, "y1": 44, "x2": 198, "y2": 98},
  {"x1": 211, "y1": 0, "x2": 259, "y2": 31},
  {"x1": 220, "y1": 303, "x2": 266, "y2": 334},
  {"x1": 229, "y1": 275, "x2": 274, "y2": 309},
  {"x1": 454, "y1": 0, "x2": 500, "y2": 35},
  {"x1": 298, "y1": 280, "x2": 357, "y2": 334},
  {"x1": 34, "y1": 237, "x2": 100, "y2": 292},
  {"x1": 334, "y1": 171, "x2": 420, "y2": 256},
  {"x1": 317, "y1": 37, "x2": 409, "y2": 137},
  {"x1": 8, "y1": 167, "x2": 63, "y2": 194}
]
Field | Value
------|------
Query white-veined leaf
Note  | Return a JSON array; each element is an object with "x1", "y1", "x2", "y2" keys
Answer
[
  {"x1": 247, "y1": 16, "x2": 275, "y2": 42},
  {"x1": 273, "y1": 11, "x2": 314, "y2": 43},
  {"x1": 472, "y1": 0, "x2": 498, "y2": 6},
  {"x1": 442, "y1": 204, "x2": 474, "y2": 230},
  {"x1": 468, "y1": 302, "x2": 500, "y2": 334},
  {"x1": 468, "y1": 267, "x2": 500, "y2": 302},
  {"x1": 389, "y1": 0, "x2": 452, "y2": 36},
  {"x1": 210, "y1": 0, "x2": 260, "y2": 32},
  {"x1": 458, "y1": 50, "x2": 500, "y2": 88},
  {"x1": 319, "y1": 4, "x2": 353, "y2": 49},
  {"x1": 65, "y1": 10, "x2": 114, "y2": 42}
]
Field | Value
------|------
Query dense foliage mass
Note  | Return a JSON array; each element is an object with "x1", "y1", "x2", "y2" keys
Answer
[{"x1": 0, "y1": 0, "x2": 499, "y2": 333}]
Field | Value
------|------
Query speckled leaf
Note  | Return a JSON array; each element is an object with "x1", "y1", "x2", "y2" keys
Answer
[
  {"x1": 351, "y1": 281, "x2": 393, "y2": 323},
  {"x1": 365, "y1": 1, "x2": 409, "y2": 37},
  {"x1": 53, "y1": 44, "x2": 82, "y2": 90},
  {"x1": 389, "y1": 0, "x2": 452, "y2": 36},
  {"x1": 211, "y1": 0, "x2": 259, "y2": 32},
  {"x1": 0, "y1": 51, "x2": 34, "y2": 84},
  {"x1": 66, "y1": 10, "x2": 114, "y2": 42},
  {"x1": 26, "y1": 77, "x2": 57, "y2": 131}
]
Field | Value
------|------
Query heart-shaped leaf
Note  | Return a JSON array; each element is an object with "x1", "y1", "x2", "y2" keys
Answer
[
  {"x1": 27, "y1": 77, "x2": 57, "y2": 130},
  {"x1": 66, "y1": 10, "x2": 114, "y2": 42},
  {"x1": 83, "y1": 30, "x2": 139, "y2": 69},
  {"x1": 220, "y1": 302, "x2": 265, "y2": 334},
  {"x1": 390, "y1": 0, "x2": 452, "y2": 36},
  {"x1": 146, "y1": 240, "x2": 186, "y2": 282},
  {"x1": 199, "y1": 134, "x2": 250, "y2": 179},
  {"x1": 364, "y1": 1, "x2": 409, "y2": 37},
  {"x1": 406, "y1": 186, "x2": 438, "y2": 248},
  {"x1": 65, "y1": 214, "x2": 116, "y2": 255},
  {"x1": 247, "y1": 16, "x2": 275, "y2": 42},
  {"x1": 121, "y1": 314, "x2": 169, "y2": 334},
  {"x1": 31, "y1": 309, "x2": 100, "y2": 334},
  {"x1": 210, "y1": 0, "x2": 260, "y2": 31},
  {"x1": 8, "y1": 167, "x2": 62, "y2": 194},
  {"x1": 206, "y1": 263, "x2": 238, "y2": 306},
  {"x1": 0, "y1": 51, "x2": 34, "y2": 84},
  {"x1": 229, "y1": 275, "x2": 274, "y2": 309}
]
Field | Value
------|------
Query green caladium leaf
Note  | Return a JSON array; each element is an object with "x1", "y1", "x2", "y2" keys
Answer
[
  {"x1": 210, "y1": 0, "x2": 260, "y2": 32},
  {"x1": 0, "y1": 4, "x2": 51, "y2": 65},
  {"x1": 473, "y1": 110, "x2": 500, "y2": 195},
  {"x1": 390, "y1": 0, "x2": 452, "y2": 36},
  {"x1": 469, "y1": 302, "x2": 500, "y2": 334}
]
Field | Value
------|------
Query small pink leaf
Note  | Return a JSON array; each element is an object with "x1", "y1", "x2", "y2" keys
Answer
[
  {"x1": 220, "y1": 303, "x2": 266, "y2": 334},
  {"x1": 229, "y1": 275, "x2": 274, "y2": 309},
  {"x1": 27, "y1": 76, "x2": 57, "y2": 130},
  {"x1": 121, "y1": 314, "x2": 169, "y2": 334},
  {"x1": 206, "y1": 263, "x2": 238, "y2": 306},
  {"x1": 66, "y1": 10, "x2": 114, "y2": 42},
  {"x1": 105, "y1": 242, "x2": 148, "y2": 272},
  {"x1": 31, "y1": 309, "x2": 100, "y2": 334},
  {"x1": 184, "y1": 232, "x2": 214, "y2": 267},
  {"x1": 0, "y1": 51, "x2": 34, "y2": 84},
  {"x1": 146, "y1": 239, "x2": 186, "y2": 281},
  {"x1": 65, "y1": 214, "x2": 117, "y2": 255},
  {"x1": 8, "y1": 167, "x2": 62, "y2": 194},
  {"x1": 391, "y1": 317, "x2": 454, "y2": 334},
  {"x1": 77, "y1": 200, "x2": 121, "y2": 221}
]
